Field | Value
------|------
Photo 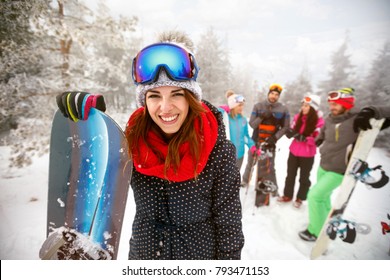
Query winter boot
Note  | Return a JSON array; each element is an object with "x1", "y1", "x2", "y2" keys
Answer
[
  {"x1": 277, "y1": 196, "x2": 292, "y2": 203},
  {"x1": 299, "y1": 229, "x2": 317, "y2": 242},
  {"x1": 293, "y1": 199, "x2": 302, "y2": 209}
]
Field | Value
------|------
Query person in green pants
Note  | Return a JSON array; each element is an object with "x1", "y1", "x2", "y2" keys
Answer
[
  {"x1": 299, "y1": 87, "x2": 358, "y2": 241},
  {"x1": 299, "y1": 87, "x2": 390, "y2": 241}
]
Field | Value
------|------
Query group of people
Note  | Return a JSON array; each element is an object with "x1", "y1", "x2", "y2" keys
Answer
[
  {"x1": 221, "y1": 83, "x2": 322, "y2": 209},
  {"x1": 222, "y1": 84, "x2": 389, "y2": 242},
  {"x1": 221, "y1": 83, "x2": 389, "y2": 242},
  {"x1": 47, "y1": 31, "x2": 390, "y2": 259}
]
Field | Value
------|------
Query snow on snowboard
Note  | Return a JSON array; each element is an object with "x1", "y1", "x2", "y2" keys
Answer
[
  {"x1": 40, "y1": 108, "x2": 132, "y2": 260},
  {"x1": 310, "y1": 118, "x2": 387, "y2": 259}
]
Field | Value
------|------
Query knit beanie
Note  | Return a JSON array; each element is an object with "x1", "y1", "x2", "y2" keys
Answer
[
  {"x1": 136, "y1": 70, "x2": 202, "y2": 107},
  {"x1": 134, "y1": 31, "x2": 202, "y2": 107},
  {"x1": 269, "y1": 83, "x2": 283, "y2": 94},
  {"x1": 302, "y1": 94, "x2": 321, "y2": 111},
  {"x1": 328, "y1": 87, "x2": 355, "y2": 110}
]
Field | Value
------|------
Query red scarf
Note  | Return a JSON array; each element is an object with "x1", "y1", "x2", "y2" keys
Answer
[{"x1": 128, "y1": 103, "x2": 218, "y2": 182}]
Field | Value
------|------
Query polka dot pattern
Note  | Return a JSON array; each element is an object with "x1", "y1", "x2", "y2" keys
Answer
[{"x1": 128, "y1": 101, "x2": 244, "y2": 260}]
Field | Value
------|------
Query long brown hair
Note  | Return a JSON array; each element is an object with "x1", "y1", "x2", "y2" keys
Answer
[
  {"x1": 125, "y1": 89, "x2": 206, "y2": 176},
  {"x1": 294, "y1": 106, "x2": 318, "y2": 137}
]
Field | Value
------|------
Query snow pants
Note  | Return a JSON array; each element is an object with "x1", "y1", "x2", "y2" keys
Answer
[
  {"x1": 307, "y1": 166, "x2": 343, "y2": 237},
  {"x1": 283, "y1": 152, "x2": 314, "y2": 201}
]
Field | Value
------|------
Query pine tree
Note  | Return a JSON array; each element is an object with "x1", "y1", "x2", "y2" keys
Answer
[
  {"x1": 228, "y1": 66, "x2": 258, "y2": 116},
  {"x1": 362, "y1": 41, "x2": 390, "y2": 106},
  {"x1": 283, "y1": 65, "x2": 314, "y2": 115},
  {"x1": 1, "y1": 0, "x2": 140, "y2": 167},
  {"x1": 0, "y1": 0, "x2": 51, "y2": 167},
  {"x1": 361, "y1": 41, "x2": 390, "y2": 152},
  {"x1": 196, "y1": 27, "x2": 232, "y2": 105},
  {"x1": 91, "y1": 0, "x2": 140, "y2": 112},
  {"x1": 317, "y1": 34, "x2": 355, "y2": 111}
]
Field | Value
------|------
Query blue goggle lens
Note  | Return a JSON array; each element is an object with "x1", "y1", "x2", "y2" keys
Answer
[
  {"x1": 235, "y1": 95, "x2": 245, "y2": 103},
  {"x1": 132, "y1": 43, "x2": 198, "y2": 84}
]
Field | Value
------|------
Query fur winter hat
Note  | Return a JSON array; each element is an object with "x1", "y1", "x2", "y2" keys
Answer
[
  {"x1": 327, "y1": 87, "x2": 355, "y2": 110},
  {"x1": 134, "y1": 31, "x2": 202, "y2": 107},
  {"x1": 302, "y1": 94, "x2": 321, "y2": 111}
]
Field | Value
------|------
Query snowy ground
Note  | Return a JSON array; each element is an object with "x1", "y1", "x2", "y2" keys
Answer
[{"x1": 1, "y1": 128, "x2": 390, "y2": 260}]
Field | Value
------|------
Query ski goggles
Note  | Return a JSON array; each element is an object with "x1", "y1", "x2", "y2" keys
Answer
[
  {"x1": 327, "y1": 90, "x2": 355, "y2": 101},
  {"x1": 235, "y1": 95, "x2": 245, "y2": 103},
  {"x1": 269, "y1": 84, "x2": 283, "y2": 93},
  {"x1": 132, "y1": 43, "x2": 199, "y2": 85}
]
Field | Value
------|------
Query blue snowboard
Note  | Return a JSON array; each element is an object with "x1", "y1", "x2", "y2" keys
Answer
[{"x1": 45, "y1": 108, "x2": 132, "y2": 259}]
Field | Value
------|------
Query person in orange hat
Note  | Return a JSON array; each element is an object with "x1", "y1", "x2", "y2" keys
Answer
[{"x1": 241, "y1": 83, "x2": 290, "y2": 200}]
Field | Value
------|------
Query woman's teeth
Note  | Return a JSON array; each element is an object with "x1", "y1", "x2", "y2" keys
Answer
[{"x1": 161, "y1": 115, "x2": 178, "y2": 122}]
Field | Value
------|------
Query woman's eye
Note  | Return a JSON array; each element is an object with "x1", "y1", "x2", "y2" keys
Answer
[{"x1": 147, "y1": 94, "x2": 160, "y2": 99}]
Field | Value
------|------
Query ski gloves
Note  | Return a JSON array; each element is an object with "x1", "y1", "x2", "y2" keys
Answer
[
  {"x1": 315, "y1": 139, "x2": 324, "y2": 147},
  {"x1": 250, "y1": 145, "x2": 261, "y2": 156},
  {"x1": 353, "y1": 108, "x2": 376, "y2": 133},
  {"x1": 353, "y1": 107, "x2": 390, "y2": 132},
  {"x1": 265, "y1": 135, "x2": 277, "y2": 145},
  {"x1": 56, "y1": 91, "x2": 106, "y2": 122},
  {"x1": 285, "y1": 128, "x2": 306, "y2": 142}
]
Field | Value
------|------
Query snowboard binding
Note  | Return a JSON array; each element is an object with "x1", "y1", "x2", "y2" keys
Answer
[
  {"x1": 256, "y1": 180, "x2": 278, "y2": 194},
  {"x1": 351, "y1": 159, "x2": 389, "y2": 189},
  {"x1": 326, "y1": 216, "x2": 371, "y2": 244},
  {"x1": 258, "y1": 142, "x2": 274, "y2": 161}
]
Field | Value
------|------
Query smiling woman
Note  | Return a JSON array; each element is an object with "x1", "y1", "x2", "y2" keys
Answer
[
  {"x1": 123, "y1": 35, "x2": 244, "y2": 260},
  {"x1": 51, "y1": 31, "x2": 244, "y2": 260}
]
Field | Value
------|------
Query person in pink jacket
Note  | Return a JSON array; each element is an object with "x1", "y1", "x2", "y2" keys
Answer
[{"x1": 277, "y1": 95, "x2": 325, "y2": 208}]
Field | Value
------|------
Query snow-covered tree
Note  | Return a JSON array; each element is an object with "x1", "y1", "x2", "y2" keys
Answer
[
  {"x1": 228, "y1": 66, "x2": 258, "y2": 116},
  {"x1": 1, "y1": 0, "x2": 140, "y2": 167},
  {"x1": 317, "y1": 34, "x2": 355, "y2": 111},
  {"x1": 361, "y1": 41, "x2": 390, "y2": 152},
  {"x1": 283, "y1": 65, "x2": 314, "y2": 115},
  {"x1": 196, "y1": 27, "x2": 232, "y2": 105},
  {"x1": 0, "y1": 0, "x2": 53, "y2": 167},
  {"x1": 361, "y1": 41, "x2": 390, "y2": 106},
  {"x1": 33, "y1": 0, "x2": 140, "y2": 102},
  {"x1": 91, "y1": 1, "x2": 141, "y2": 112}
]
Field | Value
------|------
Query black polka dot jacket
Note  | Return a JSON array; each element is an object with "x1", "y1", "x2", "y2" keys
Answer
[{"x1": 128, "y1": 100, "x2": 244, "y2": 260}]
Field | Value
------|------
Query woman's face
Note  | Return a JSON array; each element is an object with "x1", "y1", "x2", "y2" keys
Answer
[
  {"x1": 236, "y1": 103, "x2": 244, "y2": 114},
  {"x1": 301, "y1": 103, "x2": 311, "y2": 115},
  {"x1": 145, "y1": 86, "x2": 189, "y2": 136}
]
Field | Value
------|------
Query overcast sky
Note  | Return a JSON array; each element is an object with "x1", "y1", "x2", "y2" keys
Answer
[{"x1": 86, "y1": 0, "x2": 390, "y2": 90}]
